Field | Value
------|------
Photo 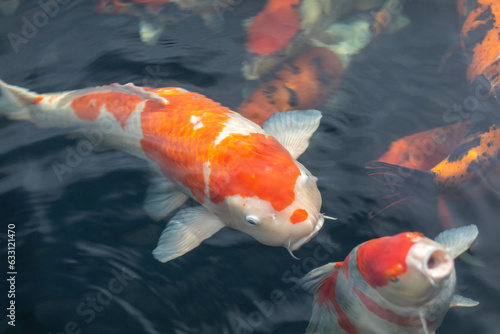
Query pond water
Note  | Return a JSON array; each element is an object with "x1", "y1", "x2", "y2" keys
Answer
[{"x1": 0, "y1": 0, "x2": 499, "y2": 333}]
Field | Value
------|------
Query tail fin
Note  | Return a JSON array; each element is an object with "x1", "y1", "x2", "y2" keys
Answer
[
  {"x1": 0, "y1": 80, "x2": 38, "y2": 120},
  {"x1": 365, "y1": 161, "x2": 440, "y2": 217}
]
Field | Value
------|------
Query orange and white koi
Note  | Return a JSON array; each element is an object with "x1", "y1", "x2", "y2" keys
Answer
[
  {"x1": 301, "y1": 225, "x2": 479, "y2": 334},
  {"x1": 366, "y1": 0, "x2": 500, "y2": 215},
  {"x1": 0, "y1": 80, "x2": 328, "y2": 262}
]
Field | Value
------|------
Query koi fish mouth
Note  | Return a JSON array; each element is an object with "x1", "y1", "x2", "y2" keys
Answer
[
  {"x1": 286, "y1": 214, "x2": 326, "y2": 253},
  {"x1": 421, "y1": 248, "x2": 453, "y2": 286}
]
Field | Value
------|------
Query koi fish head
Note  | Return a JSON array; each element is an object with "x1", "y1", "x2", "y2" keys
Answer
[
  {"x1": 223, "y1": 162, "x2": 324, "y2": 252},
  {"x1": 357, "y1": 232, "x2": 454, "y2": 307}
]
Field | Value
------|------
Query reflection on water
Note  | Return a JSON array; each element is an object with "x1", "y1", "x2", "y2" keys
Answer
[{"x1": 0, "y1": 0, "x2": 499, "y2": 333}]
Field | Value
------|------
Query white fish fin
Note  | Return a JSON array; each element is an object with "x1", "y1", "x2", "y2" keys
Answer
[
  {"x1": 301, "y1": 263, "x2": 344, "y2": 333},
  {"x1": 59, "y1": 83, "x2": 168, "y2": 107},
  {"x1": 306, "y1": 302, "x2": 342, "y2": 334},
  {"x1": 262, "y1": 109, "x2": 322, "y2": 159},
  {"x1": 0, "y1": 80, "x2": 38, "y2": 120},
  {"x1": 434, "y1": 225, "x2": 479, "y2": 259},
  {"x1": 242, "y1": 17, "x2": 254, "y2": 31},
  {"x1": 143, "y1": 176, "x2": 189, "y2": 221},
  {"x1": 139, "y1": 17, "x2": 164, "y2": 45},
  {"x1": 450, "y1": 294, "x2": 479, "y2": 308},
  {"x1": 458, "y1": 252, "x2": 487, "y2": 267},
  {"x1": 300, "y1": 262, "x2": 339, "y2": 293},
  {"x1": 152, "y1": 206, "x2": 225, "y2": 263}
]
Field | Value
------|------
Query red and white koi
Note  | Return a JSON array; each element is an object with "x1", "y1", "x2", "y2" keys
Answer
[
  {"x1": 301, "y1": 225, "x2": 479, "y2": 334},
  {"x1": 0, "y1": 80, "x2": 328, "y2": 262}
]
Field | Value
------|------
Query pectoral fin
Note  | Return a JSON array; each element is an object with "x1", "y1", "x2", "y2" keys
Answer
[
  {"x1": 143, "y1": 176, "x2": 189, "y2": 221},
  {"x1": 152, "y1": 206, "x2": 225, "y2": 263},
  {"x1": 434, "y1": 225, "x2": 479, "y2": 259},
  {"x1": 450, "y1": 294, "x2": 479, "y2": 308},
  {"x1": 300, "y1": 262, "x2": 343, "y2": 334},
  {"x1": 263, "y1": 109, "x2": 322, "y2": 159}
]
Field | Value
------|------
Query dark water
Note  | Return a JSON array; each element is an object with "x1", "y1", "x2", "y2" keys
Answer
[{"x1": 0, "y1": 0, "x2": 499, "y2": 333}]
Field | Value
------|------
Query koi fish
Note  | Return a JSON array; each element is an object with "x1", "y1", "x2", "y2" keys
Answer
[
  {"x1": 301, "y1": 225, "x2": 479, "y2": 334},
  {"x1": 460, "y1": 0, "x2": 500, "y2": 97},
  {"x1": 243, "y1": 0, "x2": 386, "y2": 80},
  {"x1": 237, "y1": 46, "x2": 345, "y2": 126},
  {"x1": 366, "y1": 0, "x2": 500, "y2": 215},
  {"x1": 0, "y1": 80, "x2": 328, "y2": 262},
  {"x1": 238, "y1": 9, "x2": 409, "y2": 125},
  {"x1": 377, "y1": 123, "x2": 469, "y2": 171},
  {"x1": 374, "y1": 123, "x2": 470, "y2": 227}
]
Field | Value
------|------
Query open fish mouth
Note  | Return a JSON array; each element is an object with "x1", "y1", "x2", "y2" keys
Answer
[{"x1": 421, "y1": 248, "x2": 453, "y2": 286}]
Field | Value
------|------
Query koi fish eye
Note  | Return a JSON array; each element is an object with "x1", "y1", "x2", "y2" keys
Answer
[{"x1": 245, "y1": 215, "x2": 260, "y2": 226}]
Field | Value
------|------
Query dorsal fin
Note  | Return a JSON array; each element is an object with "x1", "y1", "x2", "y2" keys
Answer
[{"x1": 58, "y1": 83, "x2": 168, "y2": 107}]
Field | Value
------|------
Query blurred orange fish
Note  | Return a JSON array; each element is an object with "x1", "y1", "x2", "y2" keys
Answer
[
  {"x1": 243, "y1": 0, "x2": 387, "y2": 80},
  {"x1": 238, "y1": 46, "x2": 344, "y2": 125},
  {"x1": 377, "y1": 123, "x2": 469, "y2": 171},
  {"x1": 366, "y1": 0, "x2": 500, "y2": 216},
  {"x1": 246, "y1": 0, "x2": 301, "y2": 56}
]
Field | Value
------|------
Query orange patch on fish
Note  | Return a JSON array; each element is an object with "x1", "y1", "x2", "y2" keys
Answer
[
  {"x1": 432, "y1": 124, "x2": 500, "y2": 191},
  {"x1": 72, "y1": 92, "x2": 143, "y2": 128},
  {"x1": 238, "y1": 47, "x2": 344, "y2": 125},
  {"x1": 290, "y1": 208, "x2": 308, "y2": 224},
  {"x1": 461, "y1": 1, "x2": 500, "y2": 88},
  {"x1": 378, "y1": 123, "x2": 469, "y2": 171},
  {"x1": 140, "y1": 90, "x2": 231, "y2": 204},
  {"x1": 32, "y1": 96, "x2": 43, "y2": 104},
  {"x1": 247, "y1": 0, "x2": 301, "y2": 55},
  {"x1": 357, "y1": 233, "x2": 422, "y2": 288},
  {"x1": 208, "y1": 133, "x2": 300, "y2": 211}
]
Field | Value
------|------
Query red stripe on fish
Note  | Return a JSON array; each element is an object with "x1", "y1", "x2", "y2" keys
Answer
[
  {"x1": 208, "y1": 132, "x2": 300, "y2": 211},
  {"x1": 72, "y1": 92, "x2": 143, "y2": 128},
  {"x1": 317, "y1": 271, "x2": 359, "y2": 334},
  {"x1": 356, "y1": 233, "x2": 423, "y2": 288},
  {"x1": 353, "y1": 288, "x2": 426, "y2": 328},
  {"x1": 342, "y1": 254, "x2": 350, "y2": 280}
]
